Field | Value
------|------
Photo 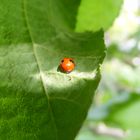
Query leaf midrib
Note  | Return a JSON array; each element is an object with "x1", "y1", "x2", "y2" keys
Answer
[{"x1": 22, "y1": 0, "x2": 58, "y2": 139}]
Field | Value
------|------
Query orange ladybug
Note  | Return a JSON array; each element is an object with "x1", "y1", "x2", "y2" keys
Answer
[{"x1": 60, "y1": 58, "x2": 75, "y2": 73}]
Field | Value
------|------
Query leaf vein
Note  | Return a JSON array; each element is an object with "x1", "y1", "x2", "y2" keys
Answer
[{"x1": 22, "y1": 0, "x2": 58, "y2": 139}]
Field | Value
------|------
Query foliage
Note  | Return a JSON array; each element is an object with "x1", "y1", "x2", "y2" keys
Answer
[
  {"x1": 76, "y1": 0, "x2": 140, "y2": 139},
  {"x1": 0, "y1": 0, "x2": 119, "y2": 139},
  {"x1": 76, "y1": 0, "x2": 123, "y2": 32},
  {"x1": 0, "y1": 0, "x2": 126, "y2": 139}
]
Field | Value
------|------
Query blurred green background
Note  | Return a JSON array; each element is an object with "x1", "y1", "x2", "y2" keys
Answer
[{"x1": 76, "y1": 0, "x2": 140, "y2": 139}]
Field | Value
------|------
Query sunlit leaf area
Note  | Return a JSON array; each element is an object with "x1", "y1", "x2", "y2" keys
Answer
[{"x1": 76, "y1": 0, "x2": 140, "y2": 140}]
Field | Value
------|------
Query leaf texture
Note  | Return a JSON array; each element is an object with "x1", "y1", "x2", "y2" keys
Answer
[{"x1": 0, "y1": 0, "x2": 106, "y2": 139}]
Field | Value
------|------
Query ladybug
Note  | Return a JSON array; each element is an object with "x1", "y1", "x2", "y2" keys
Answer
[{"x1": 59, "y1": 58, "x2": 75, "y2": 73}]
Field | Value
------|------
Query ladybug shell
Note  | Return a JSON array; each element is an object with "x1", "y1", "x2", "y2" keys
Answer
[{"x1": 60, "y1": 58, "x2": 75, "y2": 73}]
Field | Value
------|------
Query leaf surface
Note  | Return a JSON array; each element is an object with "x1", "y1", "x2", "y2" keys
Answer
[
  {"x1": 0, "y1": 0, "x2": 106, "y2": 139},
  {"x1": 76, "y1": 0, "x2": 123, "y2": 32}
]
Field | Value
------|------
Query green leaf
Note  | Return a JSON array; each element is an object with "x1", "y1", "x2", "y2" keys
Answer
[
  {"x1": 108, "y1": 94, "x2": 140, "y2": 129},
  {"x1": 107, "y1": 94, "x2": 140, "y2": 140},
  {"x1": 76, "y1": 0, "x2": 123, "y2": 32},
  {"x1": 0, "y1": 0, "x2": 106, "y2": 139}
]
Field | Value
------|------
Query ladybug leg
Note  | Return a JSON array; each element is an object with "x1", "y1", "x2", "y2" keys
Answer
[
  {"x1": 57, "y1": 65, "x2": 61, "y2": 72},
  {"x1": 68, "y1": 76, "x2": 71, "y2": 81}
]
